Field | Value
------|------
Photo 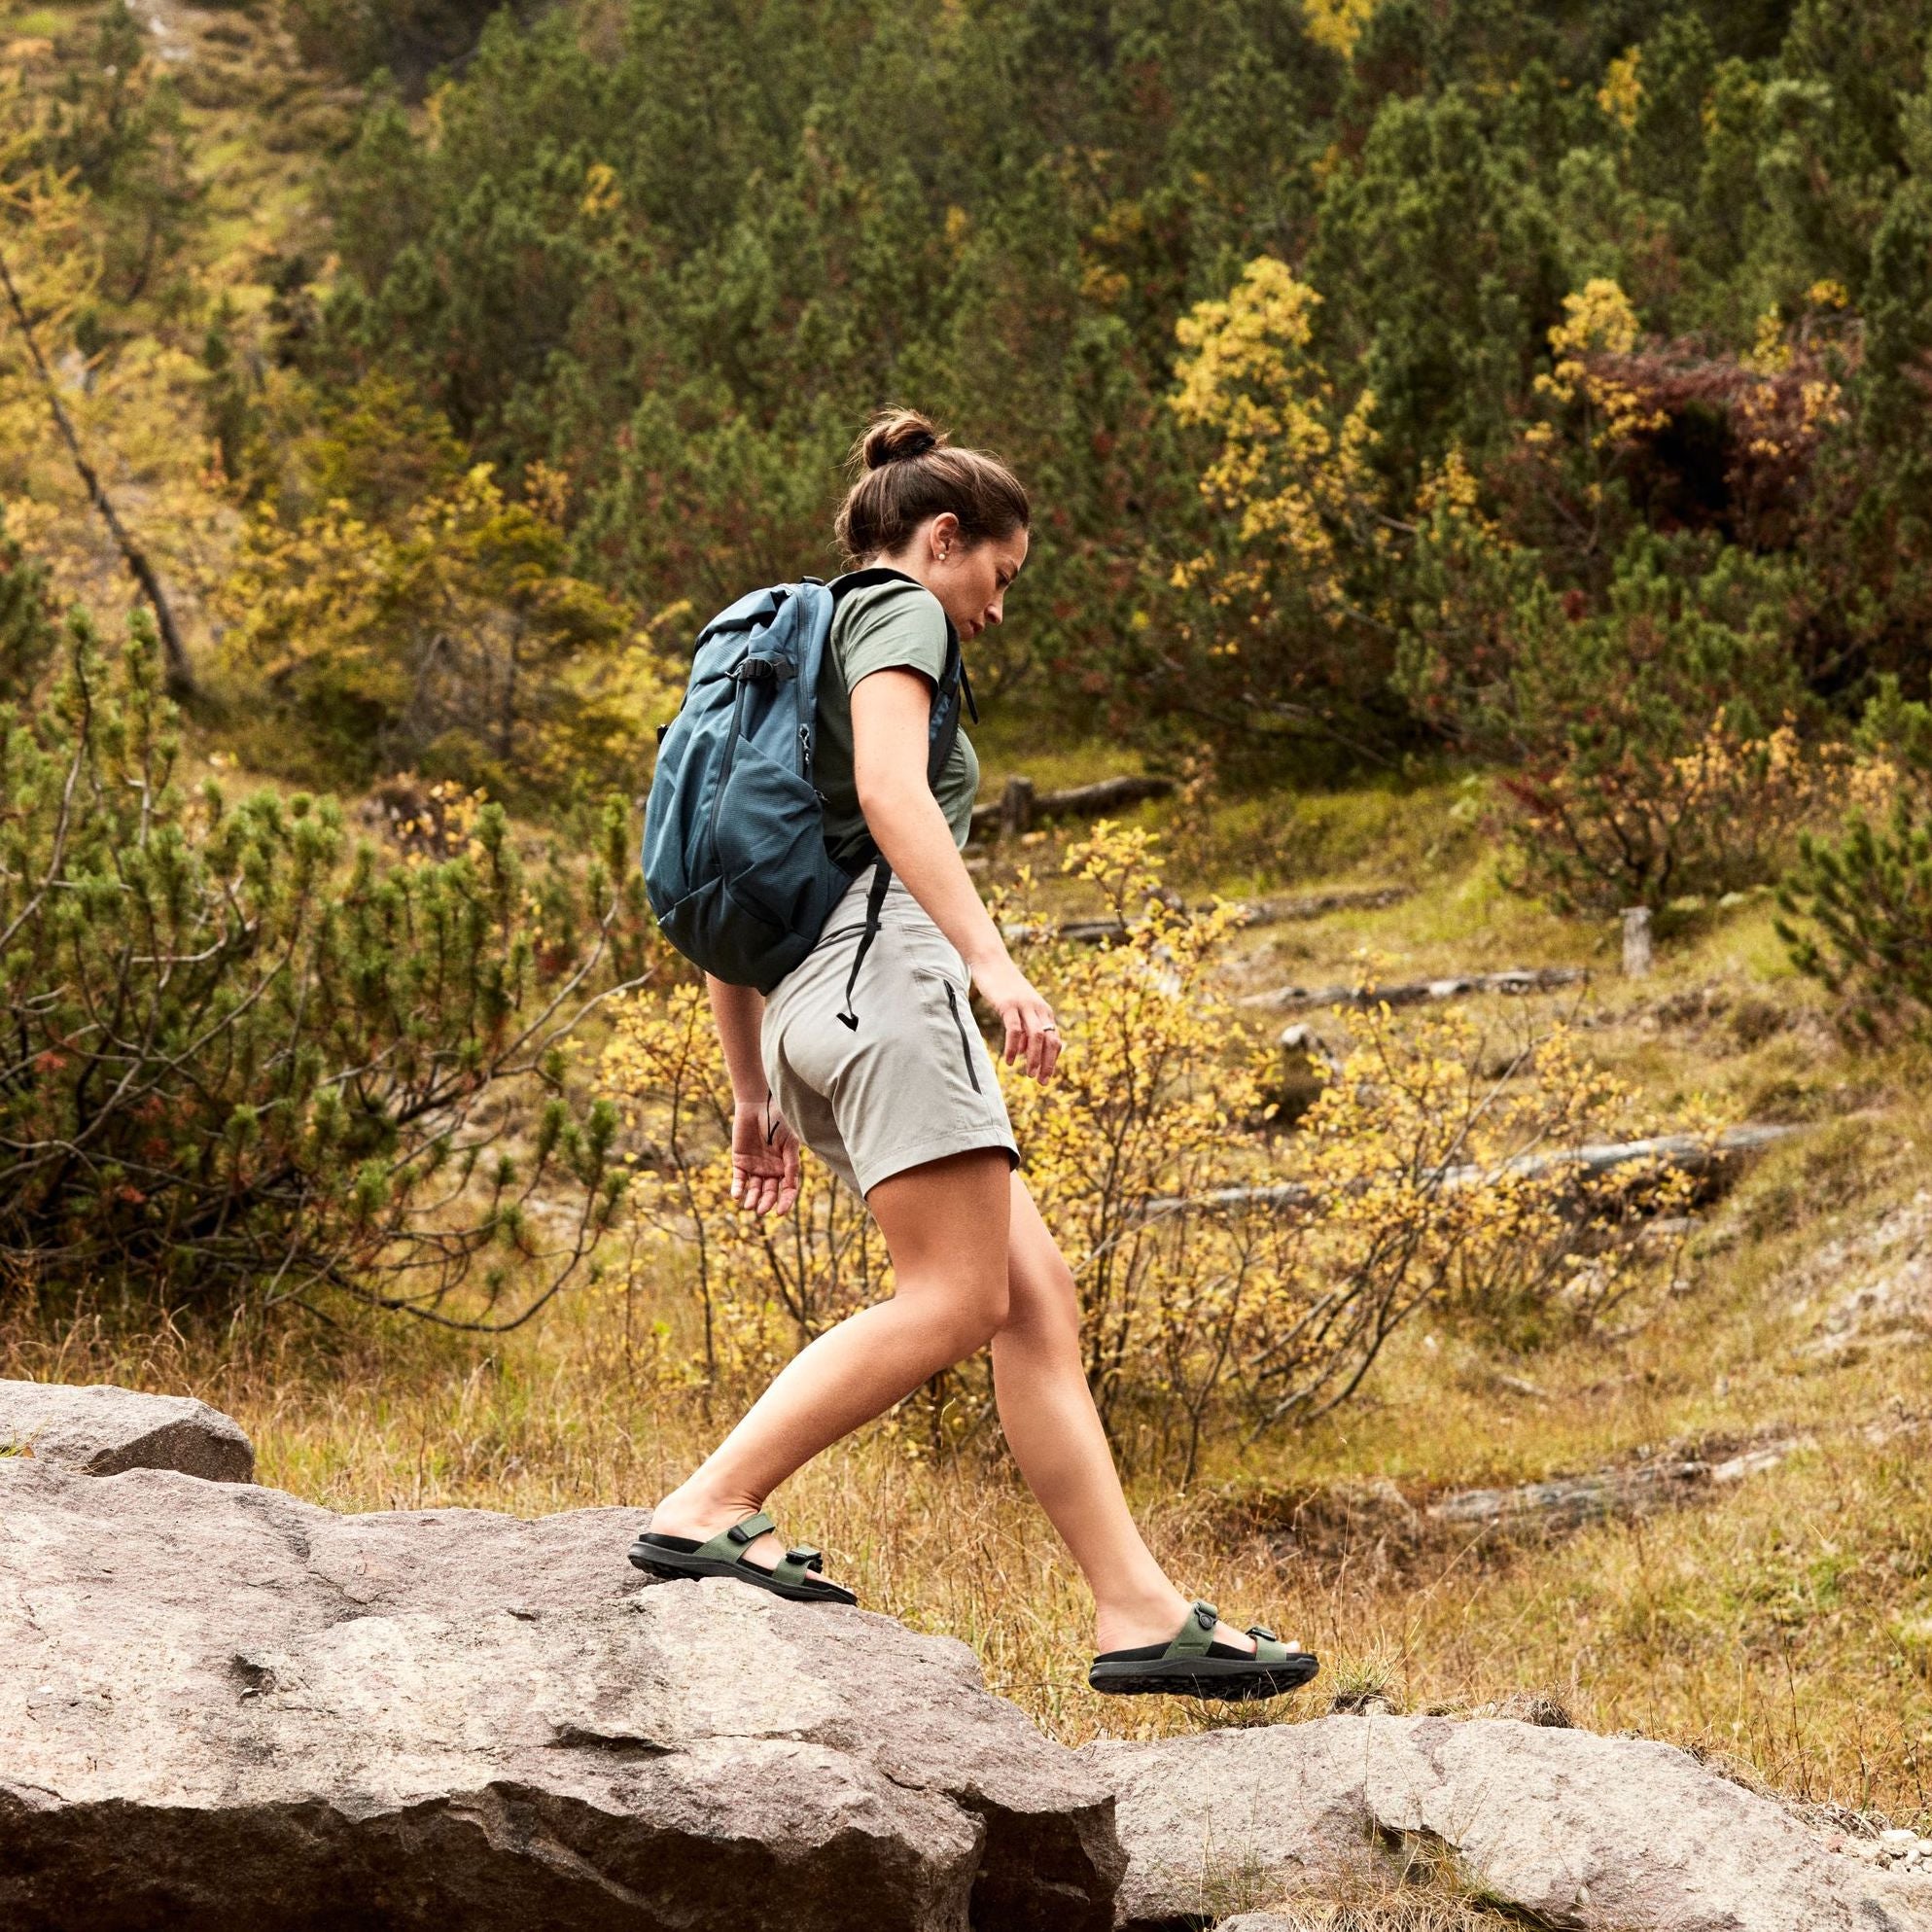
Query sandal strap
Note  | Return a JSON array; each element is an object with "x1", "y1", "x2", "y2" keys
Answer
[
  {"x1": 1247, "y1": 1624, "x2": 1294, "y2": 1665},
  {"x1": 1165, "y1": 1600, "x2": 1219, "y2": 1659},
  {"x1": 770, "y1": 1544, "x2": 825, "y2": 1587},
  {"x1": 694, "y1": 1510, "x2": 775, "y2": 1563}
]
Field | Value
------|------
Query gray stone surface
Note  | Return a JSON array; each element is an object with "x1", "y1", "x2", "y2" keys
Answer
[
  {"x1": 1797, "y1": 1189, "x2": 1932, "y2": 1355},
  {"x1": 1087, "y1": 1715, "x2": 1932, "y2": 1932},
  {"x1": 0, "y1": 1455, "x2": 1120, "y2": 1931},
  {"x1": 0, "y1": 1376, "x2": 255, "y2": 1482}
]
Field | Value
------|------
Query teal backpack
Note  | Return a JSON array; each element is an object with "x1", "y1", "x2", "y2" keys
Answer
[{"x1": 641, "y1": 567, "x2": 972, "y2": 1021}]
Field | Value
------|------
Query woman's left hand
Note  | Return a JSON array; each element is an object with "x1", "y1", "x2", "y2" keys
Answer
[{"x1": 731, "y1": 1098, "x2": 801, "y2": 1216}]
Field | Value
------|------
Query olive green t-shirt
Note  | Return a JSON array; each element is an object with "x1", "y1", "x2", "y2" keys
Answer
[{"x1": 816, "y1": 579, "x2": 978, "y2": 869}]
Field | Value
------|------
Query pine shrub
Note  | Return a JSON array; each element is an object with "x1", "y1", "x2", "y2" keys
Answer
[
  {"x1": 1777, "y1": 679, "x2": 1932, "y2": 1036},
  {"x1": 0, "y1": 600, "x2": 652, "y2": 1321}
]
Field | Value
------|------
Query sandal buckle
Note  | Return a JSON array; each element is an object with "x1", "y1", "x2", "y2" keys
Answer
[
  {"x1": 785, "y1": 1545, "x2": 824, "y2": 1572},
  {"x1": 1193, "y1": 1602, "x2": 1217, "y2": 1633}
]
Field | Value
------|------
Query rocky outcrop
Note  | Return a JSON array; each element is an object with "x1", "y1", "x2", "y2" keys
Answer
[
  {"x1": 0, "y1": 1434, "x2": 1121, "y2": 1930},
  {"x1": 1798, "y1": 1188, "x2": 1932, "y2": 1355},
  {"x1": 1086, "y1": 1716, "x2": 1932, "y2": 1932},
  {"x1": 8, "y1": 1379, "x2": 1926, "y2": 1932},
  {"x1": 0, "y1": 1376, "x2": 254, "y2": 1482}
]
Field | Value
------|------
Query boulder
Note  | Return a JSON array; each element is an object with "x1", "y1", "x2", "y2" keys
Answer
[
  {"x1": 0, "y1": 1376, "x2": 254, "y2": 1482},
  {"x1": 1797, "y1": 1189, "x2": 1932, "y2": 1355},
  {"x1": 0, "y1": 1453, "x2": 1121, "y2": 1931},
  {"x1": 1086, "y1": 1714, "x2": 1932, "y2": 1932}
]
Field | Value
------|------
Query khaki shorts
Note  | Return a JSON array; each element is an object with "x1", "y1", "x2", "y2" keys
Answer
[{"x1": 761, "y1": 865, "x2": 1021, "y2": 1199}]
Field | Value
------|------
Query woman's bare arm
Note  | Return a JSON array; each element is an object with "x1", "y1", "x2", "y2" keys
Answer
[
  {"x1": 851, "y1": 667, "x2": 1060, "y2": 1080},
  {"x1": 706, "y1": 974, "x2": 769, "y2": 1103}
]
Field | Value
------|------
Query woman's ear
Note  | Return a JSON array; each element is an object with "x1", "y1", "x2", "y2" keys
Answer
[{"x1": 930, "y1": 510, "x2": 962, "y2": 563}]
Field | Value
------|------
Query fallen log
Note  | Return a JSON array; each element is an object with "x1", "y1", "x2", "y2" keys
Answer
[
  {"x1": 969, "y1": 772, "x2": 1175, "y2": 839},
  {"x1": 1004, "y1": 883, "x2": 1413, "y2": 947},
  {"x1": 1425, "y1": 1438, "x2": 1807, "y2": 1532},
  {"x1": 1141, "y1": 1121, "x2": 1802, "y2": 1217},
  {"x1": 1238, "y1": 884, "x2": 1412, "y2": 927},
  {"x1": 1240, "y1": 965, "x2": 1589, "y2": 1013}
]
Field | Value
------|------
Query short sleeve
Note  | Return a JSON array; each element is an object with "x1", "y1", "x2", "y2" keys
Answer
[{"x1": 837, "y1": 582, "x2": 949, "y2": 694}]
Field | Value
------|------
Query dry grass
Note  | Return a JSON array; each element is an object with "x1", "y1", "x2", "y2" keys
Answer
[{"x1": 7, "y1": 789, "x2": 1932, "y2": 1823}]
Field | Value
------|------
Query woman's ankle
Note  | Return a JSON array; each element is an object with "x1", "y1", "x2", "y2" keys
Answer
[
  {"x1": 650, "y1": 1477, "x2": 761, "y2": 1533},
  {"x1": 1092, "y1": 1583, "x2": 1191, "y2": 1654}
]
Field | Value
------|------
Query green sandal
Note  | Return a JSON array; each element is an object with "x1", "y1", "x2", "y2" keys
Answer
[
  {"x1": 627, "y1": 1509, "x2": 858, "y2": 1605},
  {"x1": 1088, "y1": 1598, "x2": 1318, "y2": 1701}
]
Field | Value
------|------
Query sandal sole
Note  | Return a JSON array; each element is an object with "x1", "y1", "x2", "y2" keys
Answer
[
  {"x1": 1088, "y1": 1654, "x2": 1319, "y2": 1702},
  {"x1": 627, "y1": 1541, "x2": 858, "y2": 1606}
]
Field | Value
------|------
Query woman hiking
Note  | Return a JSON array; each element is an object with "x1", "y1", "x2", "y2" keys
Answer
[{"x1": 631, "y1": 409, "x2": 1316, "y2": 1700}]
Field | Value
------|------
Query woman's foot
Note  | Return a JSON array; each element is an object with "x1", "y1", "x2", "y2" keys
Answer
[
  {"x1": 645, "y1": 1482, "x2": 784, "y2": 1572},
  {"x1": 1089, "y1": 1593, "x2": 1317, "y2": 1700},
  {"x1": 1094, "y1": 1587, "x2": 1304, "y2": 1662}
]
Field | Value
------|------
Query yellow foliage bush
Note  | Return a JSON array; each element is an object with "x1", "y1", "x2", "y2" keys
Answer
[
  {"x1": 602, "y1": 826, "x2": 1711, "y2": 1474},
  {"x1": 216, "y1": 443, "x2": 673, "y2": 800},
  {"x1": 1529, "y1": 278, "x2": 1667, "y2": 449},
  {"x1": 1170, "y1": 256, "x2": 1384, "y2": 631}
]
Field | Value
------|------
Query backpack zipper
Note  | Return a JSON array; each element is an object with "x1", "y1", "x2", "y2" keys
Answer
[
  {"x1": 798, "y1": 722, "x2": 813, "y2": 778},
  {"x1": 708, "y1": 670, "x2": 752, "y2": 849}
]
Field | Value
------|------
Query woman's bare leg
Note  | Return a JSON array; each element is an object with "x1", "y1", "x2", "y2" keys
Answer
[
  {"x1": 647, "y1": 1148, "x2": 1014, "y2": 1568},
  {"x1": 991, "y1": 1173, "x2": 1285, "y2": 1657},
  {"x1": 651, "y1": 1156, "x2": 1295, "y2": 1657}
]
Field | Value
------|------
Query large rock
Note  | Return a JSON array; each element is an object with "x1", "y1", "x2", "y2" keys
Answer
[
  {"x1": 1086, "y1": 1715, "x2": 1932, "y2": 1932},
  {"x1": 0, "y1": 1453, "x2": 1121, "y2": 1931},
  {"x1": 0, "y1": 1376, "x2": 254, "y2": 1482},
  {"x1": 1797, "y1": 1189, "x2": 1932, "y2": 1356}
]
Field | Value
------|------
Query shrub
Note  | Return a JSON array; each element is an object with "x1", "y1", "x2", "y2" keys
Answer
[
  {"x1": 1400, "y1": 515, "x2": 1830, "y2": 912},
  {"x1": 0, "y1": 527, "x2": 55, "y2": 694},
  {"x1": 603, "y1": 979, "x2": 891, "y2": 1400},
  {"x1": 0, "y1": 601, "x2": 652, "y2": 1321},
  {"x1": 1160, "y1": 256, "x2": 1399, "y2": 772},
  {"x1": 212, "y1": 394, "x2": 672, "y2": 801},
  {"x1": 1776, "y1": 678, "x2": 1932, "y2": 1036}
]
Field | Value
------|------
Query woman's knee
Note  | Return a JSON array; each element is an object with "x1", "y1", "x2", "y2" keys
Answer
[
  {"x1": 1000, "y1": 1246, "x2": 1079, "y2": 1347},
  {"x1": 894, "y1": 1269, "x2": 1007, "y2": 1359},
  {"x1": 998, "y1": 1177, "x2": 1081, "y2": 1340},
  {"x1": 948, "y1": 1272, "x2": 1012, "y2": 1352}
]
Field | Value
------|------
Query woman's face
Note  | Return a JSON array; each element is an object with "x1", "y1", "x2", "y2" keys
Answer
[{"x1": 894, "y1": 513, "x2": 1029, "y2": 643}]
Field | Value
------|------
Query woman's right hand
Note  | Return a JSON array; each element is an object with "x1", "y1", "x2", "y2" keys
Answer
[
  {"x1": 965, "y1": 951, "x2": 1061, "y2": 1081},
  {"x1": 731, "y1": 1097, "x2": 800, "y2": 1216}
]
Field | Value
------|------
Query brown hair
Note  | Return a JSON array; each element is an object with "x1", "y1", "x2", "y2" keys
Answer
[{"x1": 833, "y1": 407, "x2": 1031, "y2": 565}]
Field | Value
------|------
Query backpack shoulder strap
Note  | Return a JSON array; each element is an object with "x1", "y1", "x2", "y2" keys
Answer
[{"x1": 825, "y1": 567, "x2": 966, "y2": 789}]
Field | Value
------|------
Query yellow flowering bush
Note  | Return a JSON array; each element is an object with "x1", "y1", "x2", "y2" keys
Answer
[
  {"x1": 602, "y1": 825, "x2": 1709, "y2": 1473},
  {"x1": 1528, "y1": 279, "x2": 1668, "y2": 450},
  {"x1": 216, "y1": 445, "x2": 671, "y2": 801},
  {"x1": 1164, "y1": 257, "x2": 1393, "y2": 756},
  {"x1": 1302, "y1": 0, "x2": 1380, "y2": 60},
  {"x1": 1171, "y1": 257, "x2": 1385, "y2": 626}
]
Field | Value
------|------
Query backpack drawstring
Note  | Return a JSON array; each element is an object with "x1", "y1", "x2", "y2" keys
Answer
[{"x1": 835, "y1": 857, "x2": 895, "y2": 1031}]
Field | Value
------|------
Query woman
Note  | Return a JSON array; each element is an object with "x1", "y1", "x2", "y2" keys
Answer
[{"x1": 632, "y1": 410, "x2": 1315, "y2": 1699}]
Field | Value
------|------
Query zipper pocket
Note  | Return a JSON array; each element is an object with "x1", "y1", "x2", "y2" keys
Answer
[
  {"x1": 942, "y1": 980, "x2": 982, "y2": 1094},
  {"x1": 708, "y1": 671, "x2": 752, "y2": 849}
]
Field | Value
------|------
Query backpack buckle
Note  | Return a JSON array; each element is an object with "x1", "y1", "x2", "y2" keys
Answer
[{"x1": 732, "y1": 657, "x2": 794, "y2": 685}]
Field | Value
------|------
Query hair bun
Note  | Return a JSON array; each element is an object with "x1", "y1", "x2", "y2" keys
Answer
[{"x1": 860, "y1": 408, "x2": 945, "y2": 471}]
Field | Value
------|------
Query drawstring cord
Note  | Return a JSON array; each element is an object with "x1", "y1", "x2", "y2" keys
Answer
[{"x1": 835, "y1": 857, "x2": 895, "y2": 1031}]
